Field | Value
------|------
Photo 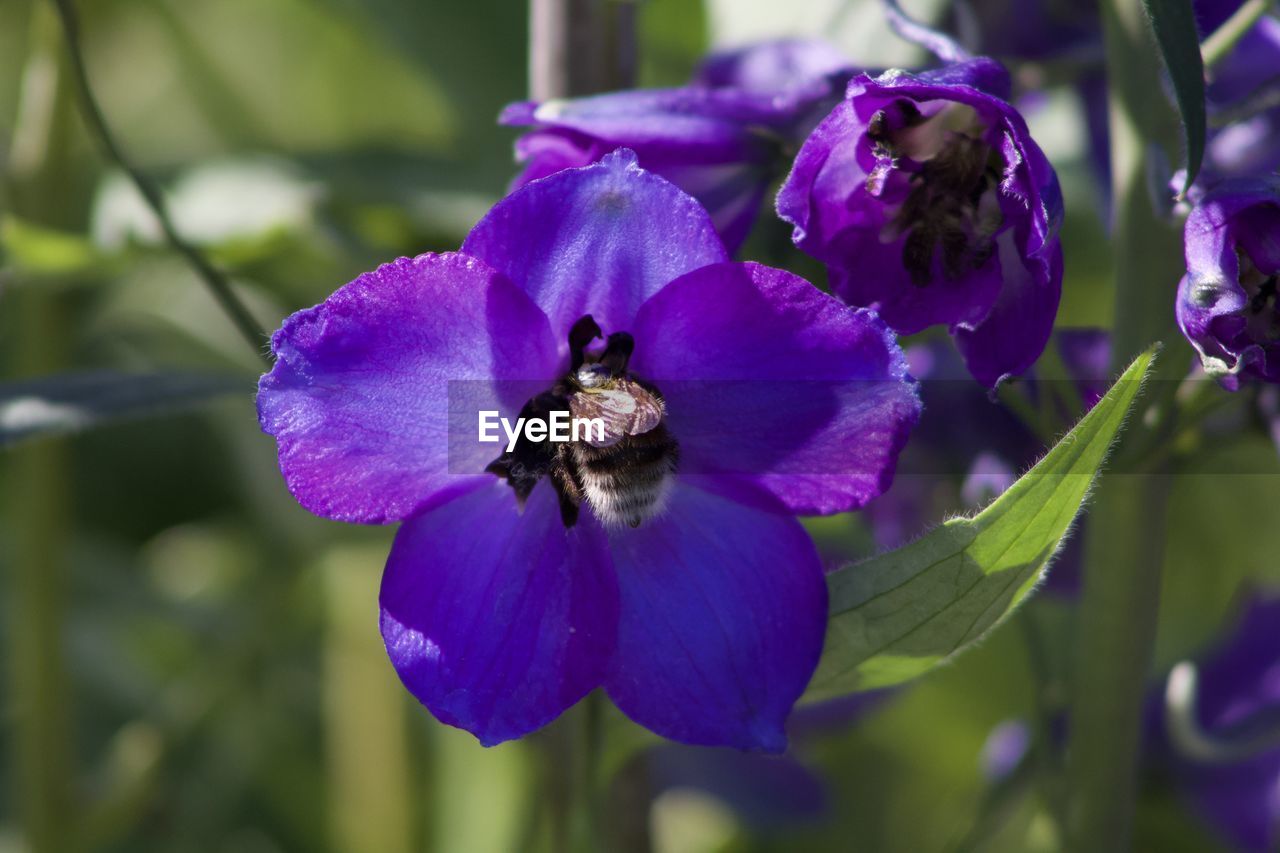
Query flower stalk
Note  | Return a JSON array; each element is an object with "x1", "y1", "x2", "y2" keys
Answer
[
  {"x1": 1201, "y1": 0, "x2": 1276, "y2": 71},
  {"x1": 529, "y1": 0, "x2": 637, "y2": 99},
  {"x1": 46, "y1": 0, "x2": 269, "y2": 363},
  {"x1": 1064, "y1": 0, "x2": 1187, "y2": 849},
  {"x1": 4, "y1": 6, "x2": 77, "y2": 850},
  {"x1": 525, "y1": 3, "x2": 636, "y2": 845}
]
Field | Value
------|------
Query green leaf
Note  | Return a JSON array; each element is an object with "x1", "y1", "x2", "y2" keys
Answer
[
  {"x1": 1, "y1": 214, "x2": 104, "y2": 275},
  {"x1": 1140, "y1": 0, "x2": 1206, "y2": 195},
  {"x1": 805, "y1": 345, "x2": 1159, "y2": 700},
  {"x1": 0, "y1": 371, "x2": 250, "y2": 449}
]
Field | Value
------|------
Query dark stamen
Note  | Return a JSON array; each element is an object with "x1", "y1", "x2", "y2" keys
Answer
[
  {"x1": 1251, "y1": 276, "x2": 1278, "y2": 314},
  {"x1": 485, "y1": 391, "x2": 567, "y2": 505},
  {"x1": 600, "y1": 332, "x2": 635, "y2": 377},
  {"x1": 568, "y1": 315, "x2": 603, "y2": 370}
]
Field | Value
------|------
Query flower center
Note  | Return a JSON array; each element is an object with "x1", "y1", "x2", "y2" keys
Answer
[
  {"x1": 868, "y1": 99, "x2": 1006, "y2": 286},
  {"x1": 1239, "y1": 249, "x2": 1280, "y2": 341},
  {"x1": 486, "y1": 315, "x2": 679, "y2": 529}
]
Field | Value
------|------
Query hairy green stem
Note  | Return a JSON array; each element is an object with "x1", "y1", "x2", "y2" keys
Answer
[
  {"x1": 1201, "y1": 0, "x2": 1275, "y2": 70},
  {"x1": 1064, "y1": 0, "x2": 1187, "y2": 849},
  {"x1": 46, "y1": 0, "x2": 269, "y2": 362}
]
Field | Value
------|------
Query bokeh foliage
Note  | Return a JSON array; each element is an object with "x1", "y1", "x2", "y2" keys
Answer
[{"x1": 1, "y1": 1, "x2": 1278, "y2": 851}]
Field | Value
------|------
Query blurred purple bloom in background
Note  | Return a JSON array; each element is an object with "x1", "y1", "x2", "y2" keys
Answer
[
  {"x1": 257, "y1": 150, "x2": 921, "y2": 751},
  {"x1": 1151, "y1": 597, "x2": 1280, "y2": 852},
  {"x1": 692, "y1": 38, "x2": 858, "y2": 98},
  {"x1": 634, "y1": 691, "x2": 897, "y2": 828},
  {"x1": 777, "y1": 58, "x2": 1064, "y2": 388},
  {"x1": 1173, "y1": 0, "x2": 1280, "y2": 196},
  {"x1": 1176, "y1": 176, "x2": 1280, "y2": 388},
  {"x1": 502, "y1": 40, "x2": 856, "y2": 251}
]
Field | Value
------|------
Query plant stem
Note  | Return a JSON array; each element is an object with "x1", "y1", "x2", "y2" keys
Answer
[
  {"x1": 1064, "y1": 0, "x2": 1187, "y2": 849},
  {"x1": 570, "y1": 692, "x2": 604, "y2": 853},
  {"x1": 1201, "y1": 0, "x2": 1276, "y2": 71},
  {"x1": 529, "y1": 0, "x2": 637, "y2": 99},
  {"x1": 4, "y1": 6, "x2": 77, "y2": 850},
  {"x1": 46, "y1": 0, "x2": 270, "y2": 363}
]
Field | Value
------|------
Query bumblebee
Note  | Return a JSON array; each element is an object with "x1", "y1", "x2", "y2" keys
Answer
[{"x1": 486, "y1": 315, "x2": 679, "y2": 529}]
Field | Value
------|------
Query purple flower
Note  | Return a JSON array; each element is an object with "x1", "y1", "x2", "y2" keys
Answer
[
  {"x1": 257, "y1": 150, "x2": 921, "y2": 750},
  {"x1": 1152, "y1": 597, "x2": 1280, "y2": 852},
  {"x1": 1176, "y1": 176, "x2": 1280, "y2": 388},
  {"x1": 945, "y1": 0, "x2": 1099, "y2": 61},
  {"x1": 692, "y1": 38, "x2": 857, "y2": 97},
  {"x1": 1170, "y1": 2, "x2": 1280, "y2": 197},
  {"x1": 501, "y1": 42, "x2": 856, "y2": 252},
  {"x1": 1197, "y1": 0, "x2": 1280, "y2": 107},
  {"x1": 777, "y1": 58, "x2": 1065, "y2": 388},
  {"x1": 638, "y1": 690, "x2": 897, "y2": 828}
]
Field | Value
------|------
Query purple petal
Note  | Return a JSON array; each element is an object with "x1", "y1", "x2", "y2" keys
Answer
[
  {"x1": 1161, "y1": 597, "x2": 1280, "y2": 851},
  {"x1": 500, "y1": 91, "x2": 803, "y2": 253},
  {"x1": 952, "y1": 228, "x2": 1064, "y2": 387},
  {"x1": 463, "y1": 149, "x2": 728, "y2": 336},
  {"x1": 258, "y1": 253, "x2": 560, "y2": 524},
  {"x1": 629, "y1": 261, "x2": 921, "y2": 514},
  {"x1": 501, "y1": 89, "x2": 803, "y2": 157},
  {"x1": 380, "y1": 481, "x2": 618, "y2": 746},
  {"x1": 693, "y1": 38, "x2": 856, "y2": 96},
  {"x1": 509, "y1": 128, "x2": 598, "y2": 190},
  {"x1": 1176, "y1": 176, "x2": 1280, "y2": 385},
  {"x1": 604, "y1": 482, "x2": 828, "y2": 752}
]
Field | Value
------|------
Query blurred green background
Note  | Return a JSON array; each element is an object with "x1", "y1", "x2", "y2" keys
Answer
[{"x1": 1, "y1": 1, "x2": 1277, "y2": 851}]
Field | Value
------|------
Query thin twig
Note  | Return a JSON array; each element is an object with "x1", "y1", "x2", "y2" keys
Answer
[{"x1": 47, "y1": 0, "x2": 270, "y2": 364}]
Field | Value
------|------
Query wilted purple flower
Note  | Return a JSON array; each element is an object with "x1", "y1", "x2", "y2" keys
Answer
[
  {"x1": 258, "y1": 150, "x2": 921, "y2": 750},
  {"x1": 1176, "y1": 176, "x2": 1280, "y2": 388},
  {"x1": 501, "y1": 41, "x2": 856, "y2": 252},
  {"x1": 777, "y1": 58, "x2": 1065, "y2": 387},
  {"x1": 1152, "y1": 597, "x2": 1280, "y2": 852}
]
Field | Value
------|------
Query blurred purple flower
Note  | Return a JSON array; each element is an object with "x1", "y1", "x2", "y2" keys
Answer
[
  {"x1": 1173, "y1": 2, "x2": 1280, "y2": 196},
  {"x1": 501, "y1": 41, "x2": 857, "y2": 252},
  {"x1": 946, "y1": 0, "x2": 1100, "y2": 61},
  {"x1": 638, "y1": 690, "x2": 897, "y2": 828},
  {"x1": 1197, "y1": 0, "x2": 1280, "y2": 107},
  {"x1": 777, "y1": 58, "x2": 1064, "y2": 387},
  {"x1": 980, "y1": 719, "x2": 1033, "y2": 781},
  {"x1": 257, "y1": 150, "x2": 921, "y2": 751},
  {"x1": 1176, "y1": 176, "x2": 1280, "y2": 388},
  {"x1": 1152, "y1": 597, "x2": 1280, "y2": 852},
  {"x1": 692, "y1": 38, "x2": 857, "y2": 98}
]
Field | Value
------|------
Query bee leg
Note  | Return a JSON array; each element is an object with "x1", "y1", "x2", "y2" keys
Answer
[
  {"x1": 568, "y1": 315, "x2": 603, "y2": 370},
  {"x1": 485, "y1": 391, "x2": 569, "y2": 505},
  {"x1": 549, "y1": 458, "x2": 583, "y2": 528},
  {"x1": 600, "y1": 332, "x2": 634, "y2": 377}
]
